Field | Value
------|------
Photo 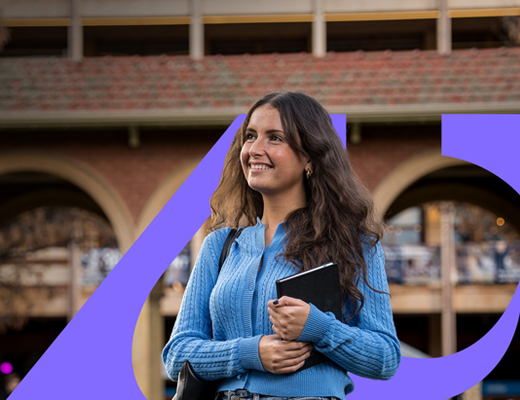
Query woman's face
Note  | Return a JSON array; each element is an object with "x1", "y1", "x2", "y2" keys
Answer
[{"x1": 241, "y1": 105, "x2": 310, "y2": 201}]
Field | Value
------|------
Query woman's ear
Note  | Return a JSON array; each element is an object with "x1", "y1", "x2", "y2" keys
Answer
[
  {"x1": 305, "y1": 160, "x2": 313, "y2": 172},
  {"x1": 304, "y1": 161, "x2": 314, "y2": 180}
]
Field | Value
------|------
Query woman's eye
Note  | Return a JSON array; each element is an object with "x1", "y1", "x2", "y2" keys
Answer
[
  {"x1": 271, "y1": 135, "x2": 282, "y2": 142},
  {"x1": 245, "y1": 133, "x2": 256, "y2": 140}
]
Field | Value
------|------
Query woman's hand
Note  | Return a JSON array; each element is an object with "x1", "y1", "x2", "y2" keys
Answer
[
  {"x1": 267, "y1": 296, "x2": 311, "y2": 341},
  {"x1": 258, "y1": 334, "x2": 313, "y2": 374}
]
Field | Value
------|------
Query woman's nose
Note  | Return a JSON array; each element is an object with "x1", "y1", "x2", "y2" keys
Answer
[{"x1": 249, "y1": 137, "x2": 266, "y2": 156}]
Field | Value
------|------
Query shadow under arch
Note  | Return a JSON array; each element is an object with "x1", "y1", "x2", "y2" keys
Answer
[
  {"x1": 372, "y1": 149, "x2": 468, "y2": 218},
  {"x1": 0, "y1": 151, "x2": 136, "y2": 252},
  {"x1": 0, "y1": 188, "x2": 106, "y2": 227},
  {"x1": 388, "y1": 182, "x2": 520, "y2": 233}
]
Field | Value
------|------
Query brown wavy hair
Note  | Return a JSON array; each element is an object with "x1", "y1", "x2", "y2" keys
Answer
[{"x1": 209, "y1": 92, "x2": 385, "y2": 318}]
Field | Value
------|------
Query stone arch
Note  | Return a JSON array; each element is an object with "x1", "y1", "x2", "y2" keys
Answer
[
  {"x1": 372, "y1": 149, "x2": 468, "y2": 218},
  {"x1": 387, "y1": 182, "x2": 520, "y2": 233},
  {"x1": 136, "y1": 156, "x2": 205, "y2": 236},
  {"x1": 0, "y1": 151, "x2": 136, "y2": 252}
]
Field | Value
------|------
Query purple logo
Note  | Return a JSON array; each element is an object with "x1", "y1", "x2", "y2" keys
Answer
[{"x1": 8, "y1": 114, "x2": 519, "y2": 400}]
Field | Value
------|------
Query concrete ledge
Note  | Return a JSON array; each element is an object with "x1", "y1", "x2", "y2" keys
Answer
[{"x1": 1, "y1": 102, "x2": 519, "y2": 129}]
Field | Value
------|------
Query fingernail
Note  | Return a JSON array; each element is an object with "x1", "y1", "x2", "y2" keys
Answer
[{"x1": 273, "y1": 300, "x2": 279, "y2": 305}]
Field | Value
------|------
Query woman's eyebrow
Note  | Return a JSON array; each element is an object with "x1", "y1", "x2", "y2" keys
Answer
[
  {"x1": 244, "y1": 127, "x2": 285, "y2": 136},
  {"x1": 245, "y1": 127, "x2": 284, "y2": 135}
]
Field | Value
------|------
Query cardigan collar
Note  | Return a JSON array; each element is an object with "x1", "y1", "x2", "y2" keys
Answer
[{"x1": 253, "y1": 217, "x2": 287, "y2": 250}]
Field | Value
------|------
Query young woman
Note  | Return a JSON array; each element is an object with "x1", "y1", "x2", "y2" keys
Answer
[{"x1": 163, "y1": 92, "x2": 400, "y2": 400}]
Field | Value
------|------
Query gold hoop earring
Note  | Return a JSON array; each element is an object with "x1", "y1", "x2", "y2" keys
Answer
[{"x1": 306, "y1": 169, "x2": 313, "y2": 179}]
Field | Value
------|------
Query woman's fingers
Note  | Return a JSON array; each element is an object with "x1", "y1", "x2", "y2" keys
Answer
[
  {"x1": 269, "y1": 314, "x2": 308, "y2": 340},
  {"x1": 272, "y1": 345, "x2": 313, "y2": 374},
  {"x1": 282, "y1": 343, "x2": 314, "y2": 361},
  {"x1": 258, "y1": 335, "x2": 314, "y2": 374},
  {"x1": 280, "y1": 338, "x2": 312, "y2": 351},
  {"x1": 267, "y1": 298, "x2": 311, "y2": 340},
  {"x1": 268, "y1": 296, "x2": 305, "y2": 308}
]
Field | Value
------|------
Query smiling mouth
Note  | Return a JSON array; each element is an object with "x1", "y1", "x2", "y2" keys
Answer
[{"x1": 250, "y1": 164, "x2": 272, "y2": 170}]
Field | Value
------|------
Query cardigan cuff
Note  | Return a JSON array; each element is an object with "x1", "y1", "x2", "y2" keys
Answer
[
  {"x1": 239, "y1": 335, "x2": 265, "y2": 372},
  {"x1": 297, "y1": 303, "x2": 334, "y2": 343}
]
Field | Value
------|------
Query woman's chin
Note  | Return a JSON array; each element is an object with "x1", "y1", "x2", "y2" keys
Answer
[{"x1": 247, "y1": 178, "x2": 268, "y2": 192}]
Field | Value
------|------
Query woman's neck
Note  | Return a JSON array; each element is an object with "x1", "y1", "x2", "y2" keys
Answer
[{"x1": 261, "y1": 192, "x2": 306, "y2": 247}]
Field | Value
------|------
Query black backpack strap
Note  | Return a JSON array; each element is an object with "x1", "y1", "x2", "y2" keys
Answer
[{"x1": 218, "y1": 228, "x2": 243, "y2": 273}]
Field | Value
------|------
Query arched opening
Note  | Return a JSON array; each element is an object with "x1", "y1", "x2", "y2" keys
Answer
[
  {"x1": 385, "y1": 164, "x2": 520, "y2": 231},
  {"x1": 383, "y1": 164, "x2": 520, "y2": 393},
  {"x1": 0, "y1": 171, "x2": 121, "y2": 381},
  {"x1": 0, "y1": 152, "x2": 135, "y2": 252}
]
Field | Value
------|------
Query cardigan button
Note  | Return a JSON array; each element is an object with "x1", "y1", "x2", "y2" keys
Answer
[{"x1": 248, "y1": 283, "x2": 254, "y2": 290}]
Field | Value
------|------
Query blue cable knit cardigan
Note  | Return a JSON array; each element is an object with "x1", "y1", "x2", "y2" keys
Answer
[{"x1": 163, "y1": 219, "x2": 401, "y2": 398}]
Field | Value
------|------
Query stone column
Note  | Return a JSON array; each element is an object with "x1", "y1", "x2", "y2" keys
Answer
[
  {"x1": 133, "y1": 281, "x2": 164, "y2": 400},
  {"x1": 440, "y1": 202, "x2": 456, "y2": 356},
  {"x1": 190, "y1": 0, "x2": 204, "y2": 60},
  {"x1": 68, "y1": 0, "x2": 83, "y2": 62},
  {"x1": 437, "y1": 0, "x2": 451, "y2": 55},
  {"x1": 312, "y1": 0, "x2": 326, "y2": 58},
  {"x1": 68, "y1": 242, "x2": 81, "y2": 321}
]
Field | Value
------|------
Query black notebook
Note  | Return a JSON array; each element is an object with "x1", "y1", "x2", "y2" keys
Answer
[{"x1": 275, "y1": 262, "x2": 342, "y2": 371}]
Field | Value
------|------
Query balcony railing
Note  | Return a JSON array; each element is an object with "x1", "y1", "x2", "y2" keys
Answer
[{"x1": 383, "y1": 242, "x2": 520, "y2": 285}]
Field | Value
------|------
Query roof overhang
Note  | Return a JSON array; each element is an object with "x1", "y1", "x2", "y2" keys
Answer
[{"x1": 1, "y1": 102, "x2": 519, "y2": 129}]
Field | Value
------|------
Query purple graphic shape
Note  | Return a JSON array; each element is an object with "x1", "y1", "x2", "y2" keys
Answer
[
  {"x1": 350, "y1": 114, "x2": 520, "y2": 400},
  {"x1": 7, "y1": 114, "x2": 344, "y2": 400},
  {"x1": 9, "y1": 113, "x2": 517, "y2": 400},
  {"x1": 9, "y1": 116, "x2": 245, "y2": 400},
  {"x1": 332, "y1": 114, "x2": 347, "y2": 149}
]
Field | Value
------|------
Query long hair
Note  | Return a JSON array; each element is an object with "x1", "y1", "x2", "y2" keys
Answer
[{"x1": 210, "y1": 92, "x2": 385, "y2": 318}]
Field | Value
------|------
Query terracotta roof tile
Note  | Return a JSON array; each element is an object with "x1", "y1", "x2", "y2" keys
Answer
[{"x1": 1, "y1": 48, "x2": 520, "y2": 113}]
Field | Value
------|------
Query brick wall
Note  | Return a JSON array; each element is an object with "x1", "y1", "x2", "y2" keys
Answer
[
  {"x1": 1, "y1": 125, "x2": 441, "y2": 222},
  {"x1": 349, "y1": 125, "x2": 440, "y2": 191}
]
